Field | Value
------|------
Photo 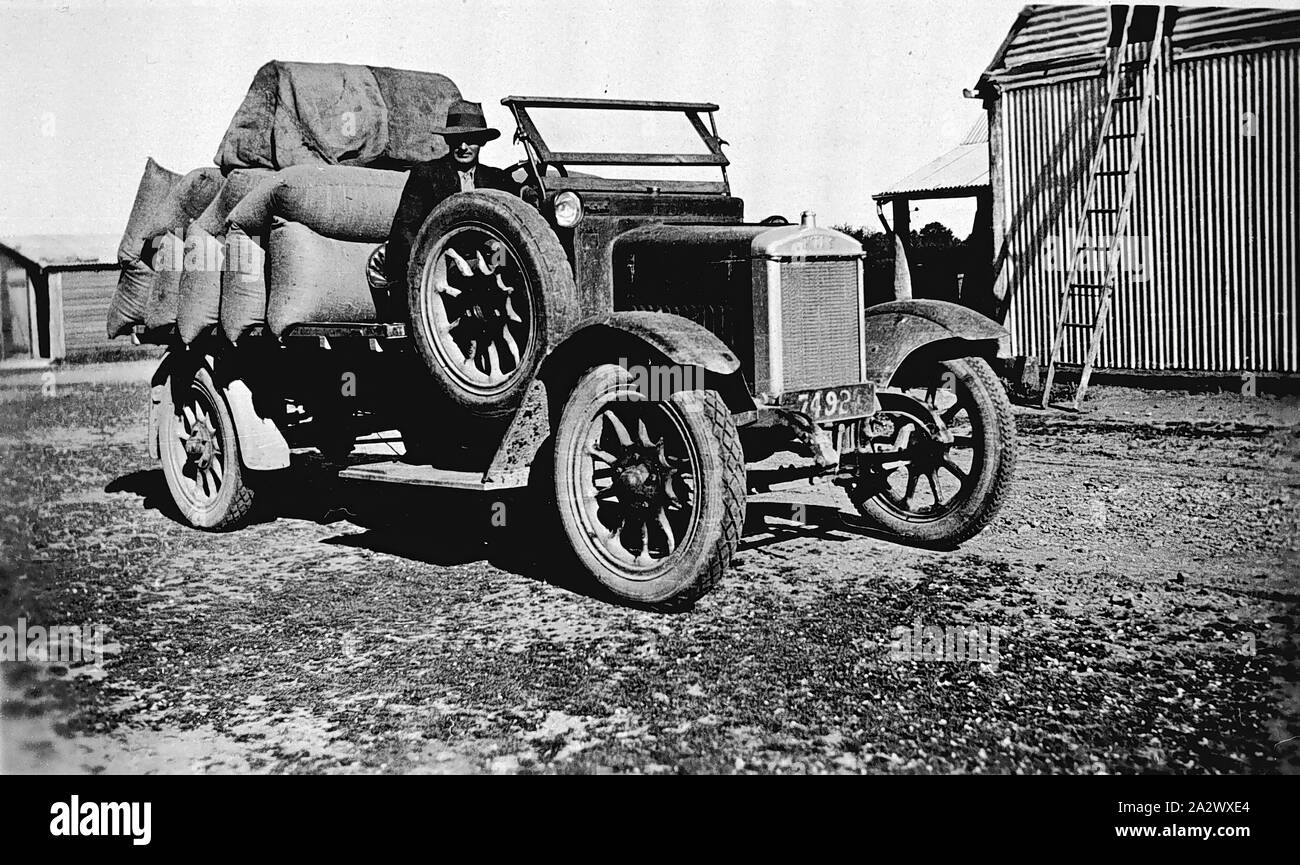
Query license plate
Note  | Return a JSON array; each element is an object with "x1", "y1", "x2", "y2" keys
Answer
[{"x1": 779, "y1": 382, "x2": 876, "y2": 422}]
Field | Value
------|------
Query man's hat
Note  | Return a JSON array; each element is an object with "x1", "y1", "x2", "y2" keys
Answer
[{"x1": 432, "y1": 100, "x2": 501, "y2": 141}]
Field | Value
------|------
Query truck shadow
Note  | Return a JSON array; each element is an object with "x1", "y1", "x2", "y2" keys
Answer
[
  {"x1": 106, "y1": 464, "x2": 943, "y2": 605},
  {"x1": 106, "y1": 465, "x2": 606, "y2": 600},
  {"x1": 740, "y1": 501, "x2": 913, "y2": 551}
]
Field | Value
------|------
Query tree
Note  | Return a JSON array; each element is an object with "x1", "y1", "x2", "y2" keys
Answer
[
  {"x1": 914, "y1": 221, "x2": 959, "y2": 249},
  {"x1": 830, "y1": 223, "x2": 892, "y2": 262}
]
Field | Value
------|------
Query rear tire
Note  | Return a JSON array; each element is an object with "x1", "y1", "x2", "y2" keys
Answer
[{"x1": 159, "y1": 366, "x2": 256, "y2": 530}]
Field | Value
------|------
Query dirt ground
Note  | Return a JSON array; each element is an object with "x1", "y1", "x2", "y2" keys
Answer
[{"x1": 1, "y1": 359, "x2": 1296, "y2": 774}]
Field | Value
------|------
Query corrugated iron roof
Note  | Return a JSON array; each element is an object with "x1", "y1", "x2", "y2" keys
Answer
[
  {"x1": 975, "y1": 4, "x2": 1300, "y2": 92},
  {"x1": 959, "y1": 114, "x2": 990, "y2": 145},
  {"x1": 0, "y1": 235, "x2": 119, "y2": 270},
  {"x1": 874, "y1": 117, "x2": 989, "y2": 200}
]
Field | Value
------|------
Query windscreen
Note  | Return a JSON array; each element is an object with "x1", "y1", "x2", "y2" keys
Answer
[{"x1": 525, "y1": 106, "x2": 724, "y2": 183}]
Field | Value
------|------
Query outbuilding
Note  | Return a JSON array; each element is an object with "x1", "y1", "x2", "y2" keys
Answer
[
  {"x1": 966, "y1": 3, "x2": 1300, "y2": 376},
  {"x1": 0, "y1": 235, "x2": 150, "y2": 364}
]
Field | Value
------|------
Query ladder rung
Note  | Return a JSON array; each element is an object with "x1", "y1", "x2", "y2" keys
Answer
[
  {"x1": 1104, "y1": 132, "x2": 1137, "y2": 140},
  {"x1": 1114, "y1": 95, "x2": 1142, "y2": 103},
  {"x1": 1070, "y1": 282, "x2": 1108, "y2": 291},
  {"x1": 1061, "y1": 322, "x2": 1093, "y2": 329},
  {"x1": 1120, "y1": 59, "x2": 1149, "y2": 69},
  {"x1": 1096, "y1": 170, "x2": 1127, "y2": 176},
  {"x1": 1086, "y1": 208, "x2": 1119, "y2": 214},
  {"x1": 1079, "y1": 245, "x2": 1112, "y2": 250}
]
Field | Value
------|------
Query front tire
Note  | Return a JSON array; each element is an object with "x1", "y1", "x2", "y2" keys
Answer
[
  {"x1": 848, "y1": 356, "x2": 1015, "y2": 545},
  {"x1": 159, "y1": 366, "x2": 256, "y2": 530},
  {"x1": 553, "y1": 363, "x2": 745, "y2": 611}
]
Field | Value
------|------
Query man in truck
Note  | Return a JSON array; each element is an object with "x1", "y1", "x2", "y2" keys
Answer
[{"x1": 372, "y1": 99, "x2": 521, "y2": 316}]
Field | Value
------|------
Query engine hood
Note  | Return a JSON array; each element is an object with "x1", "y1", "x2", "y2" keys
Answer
[{"x1": 612, "y1": 218, "x2": 863, "y2": 262}]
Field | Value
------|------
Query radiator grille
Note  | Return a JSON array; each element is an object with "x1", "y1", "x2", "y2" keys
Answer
[{"x1": 778, "y1": 260, "x2": 861, "y2": 390}]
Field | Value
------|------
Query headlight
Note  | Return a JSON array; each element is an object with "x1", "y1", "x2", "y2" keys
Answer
[{"x1": 553, "y1": 191, "x2": 583, "y2": 228}]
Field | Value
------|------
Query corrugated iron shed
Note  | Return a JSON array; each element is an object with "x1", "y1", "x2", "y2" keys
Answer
[
  {"x1": 978, "y1": 4, "x2": 1300, "y2": 374},
  {"x1": 976, "y1": 4, "x2": 1300, "y2": 91},
  {"x1": 874, "y1": 116, "x2": 990, "y2": 200}
]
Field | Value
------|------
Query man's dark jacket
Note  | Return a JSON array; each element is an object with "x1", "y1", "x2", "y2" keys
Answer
[{"x1": 384, "y1": 155, "x2": 520, "y2": 299}]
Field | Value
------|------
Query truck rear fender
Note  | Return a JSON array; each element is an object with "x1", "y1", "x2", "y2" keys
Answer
[
  {"x1": 147, "y1": 351, "x2": 175, "y2": 460},
  {"x1": 148, "y1": 348, "x2": 290, "y2": 470}
]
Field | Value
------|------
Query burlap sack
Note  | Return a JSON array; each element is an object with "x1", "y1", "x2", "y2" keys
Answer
[
  {"x1": 106, "y1": 157, "x2": 181, "y2": 337},
  {"x1": 192, "y1": 168, "x2": 274, "y2": 235},
  {"x1": 137, "y1": 167, "x2": 223, "y2": 239},
  {"x1": 142, "y1": 232, "x2": 186, "y2": 332},
  {"x1": 219, "y1": 225, "x2": 268, "y2": 344},
  {"x1": 266, "y1": 218, "x2": 380, "y2": 336},
  {"x1": 176, "y1": 169, "x2": 273, "y2": 343},
  {"x1": 270, "y1": 165, "x2": 408, "y2": 242},
  {"x1": 116, "y1": 168, "x2": 223, "y2": 338},
  {"x1": 214, "y1": 61, "x2": 460, "y2": 172},
  {"x1": 175, "y1": 227, "x2": 227, "y2": 344},
  {"x1": 225, "y1": 172, "x2": 281, "y2": 236},
  {"x1": 214, "y1": 61, "x2": 388, "y2": 171},
  {"x1": 226, "y1": 165, "x2": 408, "y2": 242}
]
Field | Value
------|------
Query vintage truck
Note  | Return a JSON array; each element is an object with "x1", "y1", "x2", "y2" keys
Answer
[{"x1": 147, "y1": 96, "x2": 1015, "y2": 610}]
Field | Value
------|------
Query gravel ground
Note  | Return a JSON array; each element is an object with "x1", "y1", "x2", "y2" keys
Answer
[{"x1": 1, "y1": 362, "x2": 1297, "y2": 774}]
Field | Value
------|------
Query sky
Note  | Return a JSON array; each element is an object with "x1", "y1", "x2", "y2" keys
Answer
[{"x1": 0, "y1": 0, "x2": 1034, "y2": 239}]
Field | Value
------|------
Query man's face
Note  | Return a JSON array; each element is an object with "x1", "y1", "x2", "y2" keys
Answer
[{"x1": 446, "y1": 135, "x2": 484, "y2": 169}]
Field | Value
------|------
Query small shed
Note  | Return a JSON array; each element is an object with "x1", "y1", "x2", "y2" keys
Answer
[
  {"x1": 874, "y1": 116, "x2": 993, "y2": 310},
  {"x1": 0, "y1": 235, "x2": 144, "y2": 364}
]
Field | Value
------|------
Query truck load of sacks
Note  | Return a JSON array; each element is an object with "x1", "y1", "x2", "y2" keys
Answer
[{"x1": 107, "y1": 61, "x2": 462, "y2": 343}]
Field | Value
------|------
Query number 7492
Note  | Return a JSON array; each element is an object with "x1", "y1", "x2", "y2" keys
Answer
[{"x1": 780, "y1": 383, "x2": 876, "y2": 421}]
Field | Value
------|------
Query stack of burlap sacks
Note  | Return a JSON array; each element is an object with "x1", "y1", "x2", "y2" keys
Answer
[{"x1": 107, "y1": 61, "x2": 461, "y2": 343}]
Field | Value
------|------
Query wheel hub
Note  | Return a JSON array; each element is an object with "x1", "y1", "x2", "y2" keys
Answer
[
  {"x1": 612, "y1": 445, "x2": 674, "y2": 513},
  {"x1": 906, "y1": 428, "x2": 948, "y2": 469},
  {"x1": 184, "y1": 418, "x2": 215, "y2": 469}
]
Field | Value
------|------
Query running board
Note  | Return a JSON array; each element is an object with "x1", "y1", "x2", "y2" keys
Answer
[{"x1": 337, "y1": 460, "x2": 519, "y2": 491}]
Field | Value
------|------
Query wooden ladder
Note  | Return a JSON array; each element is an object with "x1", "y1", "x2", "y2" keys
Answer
[{"x1": 1041, "y1": 5, "x2": 1165, "y2": 410}]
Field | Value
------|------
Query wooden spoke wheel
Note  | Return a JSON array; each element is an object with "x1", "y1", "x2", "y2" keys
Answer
[
  {"x1": 159, "y1": 366, "x2": 256, "y2": 530},
  {"x1": 553, "y1": 363, "x2": 744, "y2": 610},
  {"x1": 845, "y1": 357, "x2": 1015, "y2": 546}
]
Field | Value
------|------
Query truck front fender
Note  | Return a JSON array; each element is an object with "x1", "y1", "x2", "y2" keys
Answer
[
  {"x1": 556, "y1": 311, "x2": 741, "y2": 375},
  {"x1": 862, "y1": 300, "x2": 1008, "y2": 385},
  {"x1": 541, "y1": 311, "x2": 751, "y2": 414},
  {"x1": 484, "y1": 313, "x2": 749, "y2": 488}
]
